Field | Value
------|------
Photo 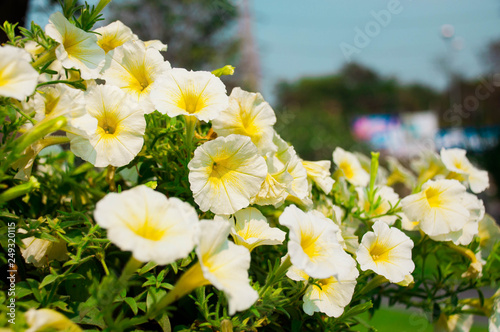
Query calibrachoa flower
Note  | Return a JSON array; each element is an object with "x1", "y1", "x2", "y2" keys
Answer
[
  {"x1": 20, "y1": 234, "x2": 69, "y2": 267},
  {"x1": 478, "y1": 214, "x2": 500, "y2": 257},
  {"x1": 93, "y1": 185, "x2": 199, "y2": 264},
  {"x1": 386, "y1": 155, "x2": 416, "y2": 189},
  {"x1": 33, "y1": 84, "x2": 97, "y2": 136},
  {"x1": 333, "y1": 147, "x2": 369, "y2": 187},
  {"x1": 302, "y1": 264, "x2": 359, "y2": 318},
  {"x1": 0, "y1": 45, "x2": 39, "y2": 100},
  {"x1": 401, "y1": 179, "x2": 471, "y2": 237},
  {"x1": 212, "y1": 87, "x2": 277, "y2": 154},
  {"x1": 188, "y1": 134, "x2": 267, "y2": 215},
  {"x1": 94, "y1": 20, "x2": 136, "y2": 53},
  {"x1": 69, "y1": 84, "x2": 146, "y2": 167},
  {"x1": 279, "y1": 205, "x2": 357, "y2": 279},
  {"x1": 435, "y1": 307, "x2": 474, "y2": 332},
  {"x1": 227, "y1": 207, "x2": 286, "y2": 251},
  {"x1": 440, "y1": 147, "x2": 489, "y2": 194},
  {"x1": 101, "y1": 41, "x2": 171, "y2": 114},
  {"x1": 490, "y1": 291, "x2": 500, "y2": 332},
  {"x1": 272, "y1": 133, "x2": 311, "y2": 207},
  {"x1": 302, "y1": 160, "x2": 335, "y2": 194},
  {"x1": 356, "y1": 185, "x2": 400, "y2": 225},
  {"x1": 45, "y1": 12, "x2": 105, "y2": 79},
  {"x1": 25, "y1": 308, "x2": 82, "y2": 332},
  {"x1": 356, "y1": 221, "x2": 414, "y2": 283},
  {"x1": 162, "y1": 219, "x2": 258, "y2": 315},
  {"x1": 429, "y1": 193, "x2": 484, "y2": 245},
  {"x1": 150, "y1": 68, "x2": 228, "y2": 121},
  {"x1": 251, "y1": 155, "x2": 293, "y2": 207}
]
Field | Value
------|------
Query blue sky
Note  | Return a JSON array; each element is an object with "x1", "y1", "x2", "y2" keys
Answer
[
  {"x1": 252, "y1": 0, "x2": 500, "y2": 103},
  {"x1": 27, "y1": 0, "x2": 500, "y2": 105}
]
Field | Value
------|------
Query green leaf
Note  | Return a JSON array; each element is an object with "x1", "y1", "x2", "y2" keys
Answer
[
  {"x1": 342, "y1": 301, "x2": 373, "y2": 319},
  {"x1": 124, "y1": 297, "x2": 138, "y2": 315},
  {"x1": 156, "y1": 312, "x2": 172, "y2": 332},
  {"x1": 138, "y1": 261, "x2": 157, "y2": 275},
  {"x1": 211, "y1": 65, "x2": 235, "y2": 77},
  {"x1": 39, "y1": 274, "x2": 59, "y2": 289}
]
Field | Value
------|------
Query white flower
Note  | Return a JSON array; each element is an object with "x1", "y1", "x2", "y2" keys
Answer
[
  {"x1": 228, "y1": 207, "x2": 286, "y2": 252},
  {"x1": 302, "y1": 264, "x2": 359, "y2": 318},
  {"x1": 20, "y1": 233, "x2": 68, "y2": 267},
  {"x1": 188, "y1": 134, "x2": 267, "y2": 215},
  {"x1": 164, "y1": 219, "x2": 258, "y2": 315},
  {"x1": 45, "y1": 12, "x2": 105, "y2": 79},
  {"x1": 356, "y1": 185, "x2": 400, "y2": 225},
  {"x1": 429, "y1": 193, "x2": 484, "y2": 245},
  {"x1": 279, "y1": 205, "x2": 357, "y2": 279},
  {"x1": 101, "y1": 41, "x2": 171, "y2": 114},
  {"x1": 150, "y1": 68, "x2": 228, "y2": 121},
  {"x1": 69, "y1": 84, "x2": 146, "y2": 167},
  {"x1": 0, "y1": 45, "x2": 39, "y2": 100},
  {"x1": 490, "y1": 292, "x2": 500, "y2": 332},
  {"x1": 26, "y1": 308, "x2": 82, "y2": 332},
  {"x1": 386, "y1": 155, "x2": 416, "y2": 189},
  {"x1": 94, "y1": 20, "x2": 137, "y2": 53},
  {"x1": 33, "y1": 84, "x2": 96, "y2": 137},
  {"x1": 401, "y1": 179, "x2": 470, "y2": 237},
  {"x1": 478, "y1": 213, "x2": 500, "y2": 258},
  {"x1": 212, "y1": 87, "x2": 277, "y2": 154},
  {"x1": 333, "y1": 147, "x2": 369, "y2": 187},
  {"x1": 272, "y1": 133, "x2": 311, "y2": 207},
  {"x1": 440, "y1": 148, "x2": 489, "y2": 194},
  {"x1": 356, "y1": 221, "x2": 415, "y2": 283},
  {"x1": 302, "y1": 160, "x2": 335, "y2": 194},
  {"x1": 435, "y1": 307, "x2": 474, "y2": 332},
  {"x1": 94, "y1": 185, "x2": 199, "y2": 265}
]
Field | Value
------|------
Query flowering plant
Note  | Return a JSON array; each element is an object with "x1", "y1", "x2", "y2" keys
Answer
[{"x1": 1, "y1": 1, "x2": 499, "y2": 331}]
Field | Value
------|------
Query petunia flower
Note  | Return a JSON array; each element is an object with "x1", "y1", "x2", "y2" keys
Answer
[
  {"x1": 356, "y1": 185, "x2": 400, "y2": 225},
  {"x1": 272, "y1": 133, "x2": 312, "y2": 207},
  {"x1": 429, "y1": 193, "x2": 484, "y2": 245},
  {"x1": 302, "y1": 160, "x2": 335, "y2": 194},
  {"x1": 93, "y1": 185, "x2": 199, "y2": 265},
  {"x1": 101, "y1": 41, "x2": 171, "y2": 114},
  {"x1": 33, "y1": 84, "x2": 97, "y2": 137},
  {"x1": 279, "y1": 205, "x2": 357, "y2": 280},
  {"x1": 94, "y1": 20, "x2": 137, "y2": 53},
  {"x1": 0, "y1": 45, "x2": 39, "y2": 100},
  {"x1": 333, "y1": 147, "x2": 369, "y2": 187},
  {"x1": 440, "y1": 147, "x2": 489, "y2": 194},
  {"x1": 212, "y1": 87, "x2": 277, "y2": 154},
  {"x1": 20, "y1": 232, "x2": 69, "y2": 267},
  {"x1": 69, "y1": 84, "x2": 146, "y2": 167},
  {"x1": 45, "y1": 12, "x2": 105, "y2": 79},
  {"x1": 400, "y1": 179, "x2": 471, "y2": 237},
  {"x1": 228, "y1": 207, "x2": 286, "y2": 252},
  {"x1": 160, "y1": 219, "x2": 258, "y2": 315},
  {"x1": 435, "y1": 307, "x2": 474, "y2": 332},
  {"x1": 188, "y1": 134, "x2": 267, "y2": 215},
  {"x1": 356, "y1": 221, "x2": 415, "y2": 283},
  {"x1": 385, "y1": 156, "x2": 416, "y2": 189},
  {"x1": 478, "y1": 214, "x2": 500, "y2": 258},
  {"x1": 302, "y1": 264, "x2": 359, "y2": 318},
  {"x1": 150, "y1": 68, "x2": 228, "y2": 121},
  {"x1": 25, "y1": 308, "x2": 82, "y2": 332}
]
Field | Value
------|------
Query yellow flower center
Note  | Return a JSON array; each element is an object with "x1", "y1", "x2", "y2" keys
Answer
[
  {"x1": 44, "y1": 93, "x2": 61, "y2": 116},
  {"x1": 340, "y1": 161, "x2": 354, "y2": 179},
  {"x1": 369, "y1": 242, "x2": 390, "y2": 263},
  {"x1": 98, "y1": 36, "x2": 126, "y2": 53},
  {"x1": 240, "y1": 110, "x2": 259, "y2": 137},
  {"x1": 131, "y1": 222, "x2": 166, "y2": 241},
  {"x1": 424, "y1": 187, "x2": 442, "y2": 208},
  {"x1": 210, "y1": 159, "x2": 232, "y2": 179},
  {"x1": 178, "y1": 90, "x2": 208, "y2": 114},
  {"x1": 97, "y1": 113, "x2": 120, "y2": 136},
  {"x1": 301, "y1": 232, "x2": 322, "y2": 261}
]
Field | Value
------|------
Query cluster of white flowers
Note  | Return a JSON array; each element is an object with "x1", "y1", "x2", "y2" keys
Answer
[{"x1": 5, "y1": 10, "x2": 499, "y2": 330}]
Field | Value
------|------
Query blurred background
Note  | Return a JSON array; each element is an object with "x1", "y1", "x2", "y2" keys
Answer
[
  {"x1": 2, "y1": 0, "x2": 500, "y2": 329},
  {"x1": 3, "y1": 0, "x2": 500, "y2": 204}
]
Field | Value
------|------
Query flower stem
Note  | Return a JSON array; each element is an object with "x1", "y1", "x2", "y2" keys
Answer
[
  {"x1": 184, "y1": 115, "x2": 197, "y2": 157},
  {"x1": 259, "y1": 255, "x2": 292, "y2": 297}
]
